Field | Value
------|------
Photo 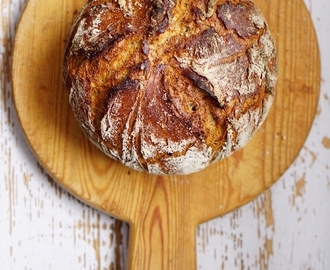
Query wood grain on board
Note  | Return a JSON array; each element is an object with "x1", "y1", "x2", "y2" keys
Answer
[{"x1": 10, "y1": 0, "x2": 320, "y2": 269}]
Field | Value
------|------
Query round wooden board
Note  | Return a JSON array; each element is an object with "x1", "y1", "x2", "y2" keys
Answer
[{"x1": 12, "y1": 0, "x2": 320, "y2": 269}]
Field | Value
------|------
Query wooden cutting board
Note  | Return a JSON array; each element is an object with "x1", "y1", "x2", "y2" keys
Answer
[{"x1": 12, "y1": 0, "x2": 320, "y2": 269}]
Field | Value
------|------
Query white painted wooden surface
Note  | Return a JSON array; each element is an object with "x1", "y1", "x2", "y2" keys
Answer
[{"x1": 1, "y1": 0, "x2": 329, "y2": 269}]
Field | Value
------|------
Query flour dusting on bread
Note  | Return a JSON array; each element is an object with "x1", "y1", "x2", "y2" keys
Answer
[{"x1": 63, "y1": 0, "x2": 278, "y2": 175}]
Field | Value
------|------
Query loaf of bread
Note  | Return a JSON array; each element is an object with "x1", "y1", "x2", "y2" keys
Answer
[{"x1": 63, "y1": 0, "x2": 278, "y2": 175}]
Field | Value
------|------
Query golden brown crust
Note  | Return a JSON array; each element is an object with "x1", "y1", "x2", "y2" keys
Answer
[{"x1": 63, "y1": 0, "x2": 278, "y2": 175}]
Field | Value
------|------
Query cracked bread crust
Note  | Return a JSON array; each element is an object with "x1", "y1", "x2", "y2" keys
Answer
[{"x1": 63, "y1": 0, "x2": 278, "y2": 175}]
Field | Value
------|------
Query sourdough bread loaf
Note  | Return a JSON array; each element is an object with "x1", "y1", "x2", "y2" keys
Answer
[{"x1": 63, "y1": 0, "x2": 278, "y2": 175}]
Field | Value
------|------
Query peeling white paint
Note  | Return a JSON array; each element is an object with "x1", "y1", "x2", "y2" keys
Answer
[{"x1": 1, "y1": 0, "x2": 330, "y2": 269}]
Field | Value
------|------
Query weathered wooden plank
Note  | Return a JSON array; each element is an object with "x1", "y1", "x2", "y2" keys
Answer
[{"x1": 1, "y1": 0, "x2": 330, "y2": 269}]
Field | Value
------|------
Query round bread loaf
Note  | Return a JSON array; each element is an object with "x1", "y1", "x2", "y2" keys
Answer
[{"x1": 63, "y1": 0, "x2": 278, "y2": 175}]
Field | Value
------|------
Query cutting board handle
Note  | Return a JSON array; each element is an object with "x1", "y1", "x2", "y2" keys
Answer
[
  {"x1": 127, "y1": 222, "x2": 196, "y2": 269},
  {"x1": 125, "y1": 177, "x2": 198, "y2": 269}
]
